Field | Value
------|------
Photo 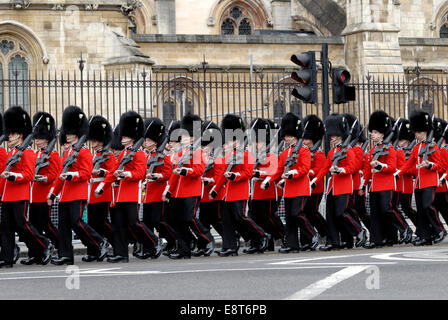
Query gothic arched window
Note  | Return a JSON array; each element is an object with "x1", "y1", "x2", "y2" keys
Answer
[
  {"x1": 220, "y1": 6, "x2": 254, "y2": 35},
  {"x1": 8, "y1": 54, "x2": 29, "y2": 111},
  {"x1": 440, "y1": 24, "x2": 448, "y2": 38}
]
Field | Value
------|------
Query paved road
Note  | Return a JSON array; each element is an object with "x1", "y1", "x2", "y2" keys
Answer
[{"x1": 2, "y1": 241, "x2": 448, "y2": 301}]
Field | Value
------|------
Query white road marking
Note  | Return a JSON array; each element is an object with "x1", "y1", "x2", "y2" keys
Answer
[
  {"x1": 285, "y1": 266, "x2": 371, "y2": 300},
  {"x1": 0, "y1": 265, "x2": 370, "y2": 281}
]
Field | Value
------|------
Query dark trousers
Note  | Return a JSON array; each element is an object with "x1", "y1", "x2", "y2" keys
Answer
[
  {"x1": 58, "y1": 200, "x2": 104, "y2": 259},
  {"x1": 415, "y1": 187, "x2": 445, "y2": 240},
  {"x1": 142, "y1": 201, "x2": 177, "y2": 253},
  {"x1": 354, "y1": 192, "x2": 371, "y2": 231},
  {"x1": 434, "y1": 192, "x2": 448, "y2": 227},
  {"x1": 250, "y1": 199, "x2": 285, "y2": 241},
  {"x1": 325, "y1": 193, "x2": 363, "y2": 246},
  {"x1": 0, "y1": 201, "x2": 50, "y2": 263},
  {"x1": 112, "y1": 202, "x2": 159, "y2": 257},
  {"x1": 284, "y1": 196, "x2": 316, "y2": 249},
  {"x1": 369, "y1": 190, "x2": 408, "y2": 244},
  {"x1": 86, "y1": 202, "x2": 113, "y2": 256},
  {"x1": 172, "y1": 197, "x2": 213, "y2": 256},
  {"x1": 400, "y1": 192, "x2": 417, "y2": 227},
  {"x1": 300, "y1": 193, "x2": 327, "y2": 245},
  {"x1": 28, "y1": 202, "x2": 59, "y2": 258},
  {"x1": 222, "y1": 200, "x2": 266, "y2": 250},
  {"x1": 197, "y1": 201, "x2": 223, "y2": 249}
]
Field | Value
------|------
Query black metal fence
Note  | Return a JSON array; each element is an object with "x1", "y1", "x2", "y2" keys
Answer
[{"x1": 1, "y1": 69, "x2": 447, "y2": 130}]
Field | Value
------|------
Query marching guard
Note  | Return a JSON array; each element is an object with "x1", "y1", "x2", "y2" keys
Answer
[{"x1": 0, "y1": 107, "x2": 53, "y2": 268}]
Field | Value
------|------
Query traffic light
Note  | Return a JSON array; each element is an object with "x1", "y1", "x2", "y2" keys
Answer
[
  {"x1": 332, "y1": 68, "x2": 356, "y2": 104},
  {"x1": 290, "y1": 51, "x2": 318, "y2": 104}
]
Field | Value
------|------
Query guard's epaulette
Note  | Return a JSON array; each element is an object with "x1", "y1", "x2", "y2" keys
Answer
[
  {"x1": 82, "y1": 144, "x2": 88, "y2": 149},
  {"x1": 26, "y1": 146, "x2": 32, "y2": 150}
]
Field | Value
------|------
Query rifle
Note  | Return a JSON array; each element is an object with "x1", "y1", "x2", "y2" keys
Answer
[
  {"x1": 437, "y1": 125, "x2": 448, "y2": 148},
  {"x1": 392, "y1": 122, "x2": 403, "y2": 149},
  {"x1": 309, "y1": 139, "x2": 322, "y2": 162},
  {"x1": 204, "y1": 146, "x2": 222, "y2": 175},
  {"x1": 282, "y1": 121, "x2": 309, "y2": 175},
  {"x1": 418, "y1": 114, "x2": 436, "y2": 163},
  {"x1": 370, "y1": 117, "x2": 401, "y2": 162},
  {"x1": 61, "y1": 134, "x2": 89, "y2": 174},
  {"x1": 349, "y1": 125, "x2": 364, "y2": 148},
  {"x1": 174, "y1": 136, "x2": 203, "y2": 170},
  {"x1": 404, "y1": 139, "x2": 416, "y2": 160},
  {"x1": 147, "y1": 134, "x2": 170, "y2": 174},
  {"x1": 225, "y1": 119, "x2": 259, "y2": 174},
  {"x1": 0, "y1": 134, "x2": 8, "y2": 145},
  {"x1": 92, "y1": 141, "x2": 112, "y2": 171},
  {"x1": 117, "y1": 137, "x2": 144, "y2": 172},
  {"x1": 331, "y1": 119, "x2": 358, "y2": 168},
  {"x1": 4, "y1": 115, "x2": 43, "y2": 173},
  {"x1": 35, "y1": 136, "x2": 58, "y2": 176},
  {"x1": 253, "y1": 126, "x2": 281, "y2": 170}
]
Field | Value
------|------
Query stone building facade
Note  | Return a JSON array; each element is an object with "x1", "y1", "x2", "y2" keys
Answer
[{"x1": 1, "y1": 0, "x2": 448, "y2": 125}]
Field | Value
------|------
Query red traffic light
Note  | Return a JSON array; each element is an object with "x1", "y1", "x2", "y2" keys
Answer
[
  {"x1": 333, "y1": 68, "x2": 351, "y2": 84},
  {"x1": 291, "y1": 52, "x2": 314, "y2": 68}
]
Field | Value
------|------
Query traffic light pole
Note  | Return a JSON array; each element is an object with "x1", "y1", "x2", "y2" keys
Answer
[{"x1": 321, "y1": 43, "x2": 331, "y2": 154}]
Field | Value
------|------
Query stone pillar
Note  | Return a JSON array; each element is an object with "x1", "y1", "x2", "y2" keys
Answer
[
  {"x1": 156, "y1": 0, "x2": 176, "y2": 34},
  {"x1": 271, "y1": 0, "x2": 292, "y2": 30},
  {"x1": 342, "y1": 0, "x2": 403, "y2": 79}
]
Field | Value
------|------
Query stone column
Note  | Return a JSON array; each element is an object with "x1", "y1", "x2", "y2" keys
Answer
[
  {"x1": 342, "y1": 0, "x2": 403, "y2": 79},
  {"x1": 271, "y1": 0, "x2": 292, "y2": 30},
  {"x1": 156, "y1": 0, "x2": 176, "y2": 34}
]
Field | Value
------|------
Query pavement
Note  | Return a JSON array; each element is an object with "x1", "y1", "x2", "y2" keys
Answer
[{"x1": 3, "y1": 239, "x2": 448, "y2": 301}]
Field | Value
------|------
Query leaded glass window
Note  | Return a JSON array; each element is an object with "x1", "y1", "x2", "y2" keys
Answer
[{"x1": 8, "y1": 55, "x2": 29, "y2": 111}]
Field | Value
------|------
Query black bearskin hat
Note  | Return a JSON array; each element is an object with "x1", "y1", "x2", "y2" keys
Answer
[
  {"x1": 168, "y1": 121, "x2": 181, "y2": 142},
  {"x1": 33, "y1": 111, "x2": 56, "y2": 141},
  {"x1": 250, "y1": 118, "x2": 270, "y2": 143},
  {"x1": 61, "y1": 106, "x2": 89, "y2": 138},
  {"x1": 397, "y1": 119, "x2": 414, "y2": 142},
  {"x1": 221, "y1": 114, "x2": 246, "y2": 132},
  {"x1": 201, "y1": 121, "x2": 221, "y2": 146},
  {"x1": 180, "y1": 113, "x2": 202, "y2": 137},
  {"x1": 409, "y1": 109, "x2": 432, "y2": 133},
  {"x1": 433, "y1": 118, "x2": 447, "y2": 143},
  {"x1": 3, "y1": 106, "x2": 32, "y2": 137},
  {"x1": 221, "y1": 114, "x2": 246, "y2": 143},
  {"x1": 280, "y1": 112, "x2": 302, "y2": 139},
  {"x1": 325, "y1": 113, "x2": 349, "y2": 139},
  {"x1": 342, "y1": 113, "x2": 362, "y2": 140},
  {"x1": 110, "y1": 125, "x2": 124, "y2": 151},
  {"x1": 88, "y1": 115, "x2": 113, "y2": 145},
  {"x1": 303, "y1": 114, "x2": 325, "y2": 144},
  {"x1": 144, "y1": 117, "x2": 166, "y2": 146},
  {"x1": 368, "y1": 110, "x2": 392, "y2": 136},
  {"x1": 119, "y1": 111, "x2": 144, "y2": 141}
]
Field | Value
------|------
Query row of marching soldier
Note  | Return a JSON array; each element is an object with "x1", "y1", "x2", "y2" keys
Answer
[{"x1": 0, "y1": 105, "x2": 447, "y2": 267}]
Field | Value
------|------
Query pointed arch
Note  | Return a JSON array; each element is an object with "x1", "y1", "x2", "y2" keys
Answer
[
  {"x1": 0, "y1": 20, "x2": 49, "y2": 67},
  {"x1": 208, "y1": 0, "x2": 272, "y2": 34}
]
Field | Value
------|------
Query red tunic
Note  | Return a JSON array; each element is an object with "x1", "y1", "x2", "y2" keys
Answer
[
  {"x1": 351, "y1": 145, "x2": 364, "y2": 191},
  {"x1": 144, "y1": 151, "x2": 172, "y2": 203},
  {"x1": 363, "y1": 144, "x2": 397, "y2": 192},
  {"x1": 1, "y1": 148, "x2": 35, "y2": 202},
  {"x1": 252, "y1": 153, "x2": 278, "y2": 200},
  {"x1": 52, "y1": 147, "x2": 93, "y2": 202},
  {"x1": 0, "y1": 147, "x2": 8, "y2": 199},
  {"x1": 168, "y1": 147, "x2": 205, "y2": 198},
  {"x1": 202, "y1": 155, "x2": 226, "y2": 203},
  {"x1": 316, "y1": 146, "x2": 355, "y2": 196},
  {"x1": 269, "y1": 145, "x2": 311, "y2": 198},
  {"x1": 32, "y1": 149, "x2": 62, "y2": 203},
  {"x1": 89, "y1": 151, "x2": 116, "y2": 204},
  {"x1": 104, "y1": 148, "x2": 146, "y2": 203},
  {"x1": 399, "y1": 142, "x2": 442, "y2": 190},
  {"x1": 214, "y1": 150, "x2": 254, "y2": 201},
  {"x1": 310, "y1": 150, "x2": 326, "y2": 194}
]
